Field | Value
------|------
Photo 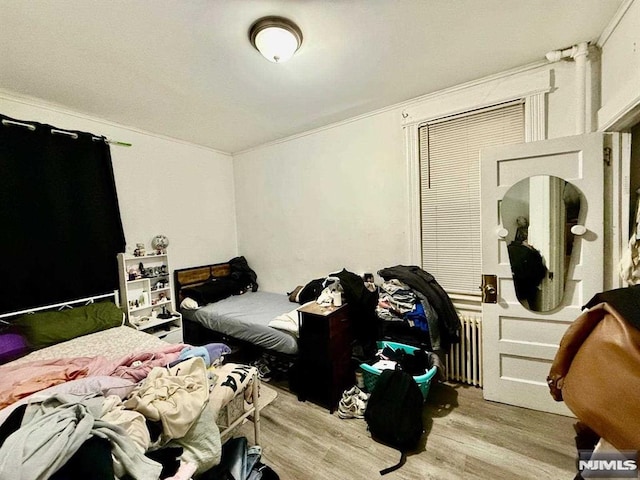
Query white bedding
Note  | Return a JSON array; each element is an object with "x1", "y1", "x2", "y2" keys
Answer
[{"x1": 267, "y1": 301, "x2": 315, "y2": 338}]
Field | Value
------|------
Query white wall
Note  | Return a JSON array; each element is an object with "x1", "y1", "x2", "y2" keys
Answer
[
  {"x1": 234, "y1": 0, "x2": 640, "y2": 292},
  {"x1": 0, "y1": 92, "x2": 238, "y2": 272},
  {"x1": 233, "y1": 112, "x2": 407, "y2": 293},
  {"x1": 233, "y1": 60, "x2": 585, "y2": 294}
]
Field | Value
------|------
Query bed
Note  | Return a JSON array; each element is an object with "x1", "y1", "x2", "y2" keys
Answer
[
  {"x1": 174, "y1": 262, "x2": 300, "y2": 356},
  {"x1": 0, "y1": 294, "x2": 263, "y2": 479}
]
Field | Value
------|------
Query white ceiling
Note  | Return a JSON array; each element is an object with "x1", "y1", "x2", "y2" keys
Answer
[{"x1": 0, "y1": 0, "x2": 624, "y2": 153}]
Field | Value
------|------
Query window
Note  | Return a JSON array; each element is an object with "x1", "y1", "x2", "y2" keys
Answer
[{"x1": 419, "y1": 102, "x2": 525, "y2": 294}]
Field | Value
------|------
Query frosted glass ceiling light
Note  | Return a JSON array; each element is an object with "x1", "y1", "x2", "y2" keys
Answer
[{"x1": 249, "y1": 16, "x2": 302, "y2": 63}]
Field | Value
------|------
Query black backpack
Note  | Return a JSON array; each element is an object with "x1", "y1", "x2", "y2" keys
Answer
[{"x1": 364, "y1": 369, "x2": 424, "y2": 475}]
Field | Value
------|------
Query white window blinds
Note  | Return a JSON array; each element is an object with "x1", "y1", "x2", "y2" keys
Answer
[{"x1": 419, "y1": 102, "x2": 524, "y2": 294}]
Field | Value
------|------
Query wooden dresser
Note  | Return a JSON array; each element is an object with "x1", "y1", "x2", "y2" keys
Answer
[{"x1": 295, "y1": 302, "x2": 352, "y2": 413}]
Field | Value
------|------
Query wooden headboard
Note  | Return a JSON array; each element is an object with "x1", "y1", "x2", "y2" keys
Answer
[{"x1": 173, "y1": 262, "x2": 231, "y2": 304}]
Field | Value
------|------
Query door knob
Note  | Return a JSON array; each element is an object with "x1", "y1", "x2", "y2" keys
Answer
[
  {"x1": 570, "y1": 225, "x2": 587, "y2": 236},
  {"x1": 483, "y1": 284, "x2": 496, "y2": 295},
  {"x1": 480, "y1": 274, "x2": 497, "y2": 303}
]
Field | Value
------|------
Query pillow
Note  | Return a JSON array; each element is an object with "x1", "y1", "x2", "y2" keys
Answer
[
  {"x1": 0, "y1": 331, "x2": 29, "y2": 364},
  {"x1": 180, "y1": 297, "x2": 199, "y2": 310},
  {"x1": 13, "y1": 301, "x2": 124, "y2": 349},
  {"x1": 181, "y1": 278, "x2": 244, "y2": 306}
]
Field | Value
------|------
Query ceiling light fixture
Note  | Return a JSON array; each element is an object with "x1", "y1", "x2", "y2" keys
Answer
[{"x1": 249, "y1": 16, "x2": 303, "y2": 63}]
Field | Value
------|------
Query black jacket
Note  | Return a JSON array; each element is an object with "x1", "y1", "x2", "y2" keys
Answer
[
  {"x1": 333, "y1": 269, "x2": 380, "y2": 356},
  {"x1": 229, "y1": 256, "x2": 258, "y2": 292}
]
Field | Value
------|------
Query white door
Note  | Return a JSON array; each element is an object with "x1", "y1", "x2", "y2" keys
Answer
[{"x1": 480, "y1": 133, "x2": 603, "y2": 415}]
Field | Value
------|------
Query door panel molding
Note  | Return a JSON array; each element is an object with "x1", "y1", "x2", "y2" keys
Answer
[{"x1": 481, "y1": 132, "x2": 603, "y2": 415}]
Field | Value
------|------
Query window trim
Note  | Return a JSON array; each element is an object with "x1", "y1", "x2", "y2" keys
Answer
[{"x1": 403, "y1": 66, "x2": 551, "y2": 303}]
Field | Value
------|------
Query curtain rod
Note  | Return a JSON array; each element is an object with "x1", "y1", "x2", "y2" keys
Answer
[{"x1": 1, "y1": 118, "x2": 132, "y2": 147}]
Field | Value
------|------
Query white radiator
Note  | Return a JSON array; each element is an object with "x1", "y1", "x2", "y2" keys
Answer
[{"x1": 445, "y1": 312, "x2": 483, "y2": 387}]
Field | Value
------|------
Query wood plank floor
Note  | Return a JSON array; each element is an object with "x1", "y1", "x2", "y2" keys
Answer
[{"x1": 237, "y1": 381, "x2": 578, "y2": 480}]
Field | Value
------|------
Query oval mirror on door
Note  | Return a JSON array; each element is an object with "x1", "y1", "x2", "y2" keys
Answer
[{"x1": 501, "y1": 175, "x2": 582, "y2": 312}]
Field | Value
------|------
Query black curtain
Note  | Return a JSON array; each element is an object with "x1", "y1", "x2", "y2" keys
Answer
[{"x1": 0, "y1": 114, "x2": 125, "y2": 314}]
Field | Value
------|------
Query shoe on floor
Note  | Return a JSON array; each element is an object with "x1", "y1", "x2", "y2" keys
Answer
[
  {"x1": 338, "y1": 395, "x2": 366, "y2": 419},
  {"x1": 256, "y1": 364, "x2": 271, "y2": 382},
  {"x1": 342, "y1": 386, "x2": 360, "y2": 400},
  {"x1": 252, "y1": 358, "x2": 272, "y2": 382},
  {"x1": 342, "y1": 385, "x2": 369, "y2": 402}
]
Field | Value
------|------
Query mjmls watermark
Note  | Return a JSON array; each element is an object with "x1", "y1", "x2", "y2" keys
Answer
[{"x1": 578, "y1": 450, "x2": 638, "y2": 478}]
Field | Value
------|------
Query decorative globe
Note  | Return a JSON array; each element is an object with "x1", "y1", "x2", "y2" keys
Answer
[{"x1": 152, "y1": 235, "x2": 169, "y2": 253}]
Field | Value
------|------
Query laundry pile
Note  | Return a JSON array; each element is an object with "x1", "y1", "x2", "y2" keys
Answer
[
  {"x1": 376, "y1": 279, "x2": 436, "y2": 334},
  {"x1": 376, "y1": 265, "x2": 461, "y2": 354}
]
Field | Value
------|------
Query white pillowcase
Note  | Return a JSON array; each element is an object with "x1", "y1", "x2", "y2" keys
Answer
[{"x1": 180, "y1": 297, "x2": 200, "y2": 310}]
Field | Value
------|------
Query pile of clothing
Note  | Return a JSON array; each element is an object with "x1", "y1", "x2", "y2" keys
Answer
[
  {"x1": 376, "y1": 265, "x2": 461, "y2": 353},
  {"x1": 376, "y1": 279, "x2": 436, "y2": 334},
  {"x1": 0, "y1": 356, "x2": 215, "y2": 480},
  {"x1": 0, "y1": 341, "x2": 244, "y2": 480}
]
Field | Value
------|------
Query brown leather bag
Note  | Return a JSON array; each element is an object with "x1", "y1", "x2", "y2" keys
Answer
[{"x1": 548, "y1": 302, "x2": 640, "y2": 450}]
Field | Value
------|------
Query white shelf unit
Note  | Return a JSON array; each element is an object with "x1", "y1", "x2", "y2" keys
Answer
[{"x1": 117, "y1": 252, "x2": 182, "y2": 343}]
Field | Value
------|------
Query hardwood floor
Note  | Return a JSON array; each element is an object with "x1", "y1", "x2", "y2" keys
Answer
[{"x1": 237, "y1": 380, "x2": 578, "y2": 480}]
